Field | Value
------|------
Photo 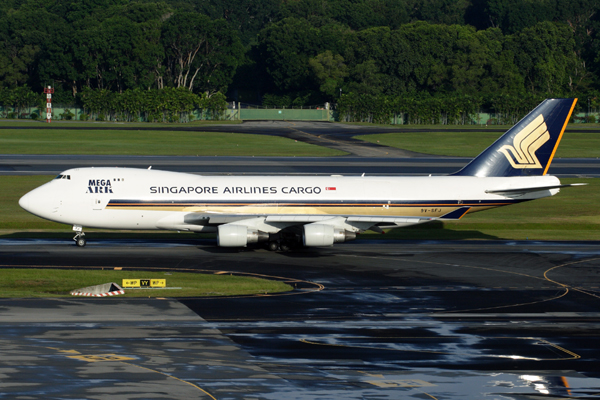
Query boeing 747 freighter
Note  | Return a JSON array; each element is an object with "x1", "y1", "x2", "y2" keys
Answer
[{"x1": 19, "y1": 98, "x2": 582, "y2": 250}]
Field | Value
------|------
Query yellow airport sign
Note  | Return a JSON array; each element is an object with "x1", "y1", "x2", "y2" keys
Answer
[
  {"x1": 150, "y1": 279, "x2": 166, "y2": 287},
  {"x1": 122, "y1": 279, "x2": 166, "y2": 288}
]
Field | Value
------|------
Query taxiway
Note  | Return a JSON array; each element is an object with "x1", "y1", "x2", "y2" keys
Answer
[{"x1": 1, "y1": 239, "x2": 600, "y2": 399}]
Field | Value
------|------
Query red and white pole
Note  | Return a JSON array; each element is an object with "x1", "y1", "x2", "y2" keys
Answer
[{"x1": 43, "y1": 86, "x2": 54, "y2": 123}]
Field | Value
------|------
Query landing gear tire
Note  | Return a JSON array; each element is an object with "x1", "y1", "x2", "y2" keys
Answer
[
  {"x1": 73, "y1": 231, "x2": 86, "y2": 247},
  {"x1": 267, "y1": 241, "x2": 279, "y2": 251},
  {"x1": 280, "y1": 243, "x2": 291, "y2": 252}
]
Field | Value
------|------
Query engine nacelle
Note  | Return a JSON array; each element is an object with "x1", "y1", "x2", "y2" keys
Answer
[
  {"x1": 302, "y1": 224, "x2": 356, "y2": 247},
  {"x1": 217, "y1": 225, "x2": 268, "y2": 247}
]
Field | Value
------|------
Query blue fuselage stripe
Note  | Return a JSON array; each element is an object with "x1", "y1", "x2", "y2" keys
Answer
[{"x1": 106, "y1": 199, "x2": 521, "y2": 207}]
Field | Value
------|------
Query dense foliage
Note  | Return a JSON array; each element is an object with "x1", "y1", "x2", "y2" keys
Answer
[{"x1": 1, "y1": 0, "x2": 600, "y2": 122}]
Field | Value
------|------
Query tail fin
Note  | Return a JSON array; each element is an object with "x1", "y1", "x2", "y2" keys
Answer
[{"x1": 454, "y1": 98, "x2": 577, "y2": 177}]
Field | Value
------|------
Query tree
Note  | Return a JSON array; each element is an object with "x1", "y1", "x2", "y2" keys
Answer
[
  {"x1": 195, "y1": 0, "x2": 281, "y2": 45},
  {"x1": 7, "y1": 85, "x2": 38, "y2": 116},
  {"x1": 347, "y1": 60, "x2": 386, "y2": 96},
  {"x1": 279, "y1": 0, "x2": 413, "y2": 31},
  {"x1": 481, "y1": 0, "x2": 557, "y2": 33},
  {"x1": 409, "y1": 0, "x2": 470, "y2": 25},
  {"x1": 309, "y1": 51, "x2": 348, "y2": 98},
  {"x1": 38, "y1": 1, "x2": 167, "y2": 95},
  {"x1": 0, "y1": 7, "x2": 59, "y2": 88},
  {"x1": 257, "y1": 18, "x2": 323, "y2": 92},
  {"x1": 506, "y1": 21, "x2": 581, "y2": 94},
  {"x1": 161, "y1": 12, "x2": 244, "y2": 94}
]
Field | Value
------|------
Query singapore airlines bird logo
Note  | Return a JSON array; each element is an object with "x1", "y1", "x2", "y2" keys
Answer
[{"x1": 498, "y1": 114, "x2": 549, "y2": 169}]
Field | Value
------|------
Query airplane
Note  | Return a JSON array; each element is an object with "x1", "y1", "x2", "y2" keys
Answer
[{"x1": 19, "y1": 98, "x2": 583, "y2": 250}]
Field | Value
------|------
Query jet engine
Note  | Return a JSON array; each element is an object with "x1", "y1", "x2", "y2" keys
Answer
[
  {"x1": 302, "y1": 224, "x2": 356, "y2": 247},
  {"x1": 217, "y1": 225, "x2": 269, "y2": 247}
]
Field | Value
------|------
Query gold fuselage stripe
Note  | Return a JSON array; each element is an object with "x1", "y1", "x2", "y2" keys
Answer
[{"x1": 106, "y1": 202, "x2": 513, "y2": 217}]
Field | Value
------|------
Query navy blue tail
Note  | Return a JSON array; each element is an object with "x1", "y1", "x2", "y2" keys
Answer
[{"x1": 454, "y1": 98, "x2": 577, "y2": 177}]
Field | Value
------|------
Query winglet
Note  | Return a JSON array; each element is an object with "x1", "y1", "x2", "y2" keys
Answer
[{"x1": 454, "y1": 99, "x2": 577, "y2": 177}]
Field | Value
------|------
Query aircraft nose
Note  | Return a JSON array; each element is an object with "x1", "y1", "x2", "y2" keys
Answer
[
  {"x1": 19, "y1": 187, "x2": 54, "y2": 218},
  {"x1": 19, "y1": 191, "x2": 32, "y2": 212}
]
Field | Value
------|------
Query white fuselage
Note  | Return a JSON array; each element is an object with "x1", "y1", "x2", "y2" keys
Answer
[{"x1": 19, "y1": 167, "x2": 561, "y2": 232}]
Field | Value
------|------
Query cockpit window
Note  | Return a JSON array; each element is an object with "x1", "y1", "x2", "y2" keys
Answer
[{"x1": 54, "y1": 174, "x2": 71, "y2": 180}]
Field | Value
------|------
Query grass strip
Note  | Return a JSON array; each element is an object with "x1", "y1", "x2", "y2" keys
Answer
[
  {"x1": 355, "y1": 129, "x2": 600, "y2": 158},
  {"x1": 0, "y1": 268, "x2": 292, "y2": 298},
  {"x1": 0, "y1": 129, "x2": 345, "y2": 156},
  {"x1": 0, "y1": 120, "x2": 242, "y2": 128}
]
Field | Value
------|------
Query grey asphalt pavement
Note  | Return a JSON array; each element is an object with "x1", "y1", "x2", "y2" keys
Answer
[{"x1": 1, "y1": 240, "x2": 600, "y2": 399}]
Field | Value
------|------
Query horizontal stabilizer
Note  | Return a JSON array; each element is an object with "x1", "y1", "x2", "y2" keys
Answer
[
  {"x1": 486, "y1": 183, "x2": 587, "y2": 195},
  {"x1": 440, "y1": 207, "x2": 471, "y2": 220}
]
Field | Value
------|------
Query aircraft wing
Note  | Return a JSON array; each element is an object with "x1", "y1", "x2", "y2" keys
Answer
[
  {"x1": 156, "y1": 212, "x2": 440, "y2": 231},
  {"x1": 213, "y1": 214, "x2": 437, "y2": 228}
]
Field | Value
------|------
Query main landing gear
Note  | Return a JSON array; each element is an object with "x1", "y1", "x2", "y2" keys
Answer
[
  {"x1": 266, "y1": 241, "x2": 293, "y2": 252},
  {"x1": 267, "y1": 241, "x2": 293, "y2": 252},
  {"x1": 266, "y1": 229, "x2": 299, "y2": 252},
  {"x1": 73, "y1": 225, "x2": 86, "y2": 247},
  {"x1": 280, "y1": 243, "x2": 292, "y2": 252}
]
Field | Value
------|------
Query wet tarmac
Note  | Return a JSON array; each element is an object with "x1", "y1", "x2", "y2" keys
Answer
[{"x1": 1, "y1": 239, "x2": 600, "y2": 399}]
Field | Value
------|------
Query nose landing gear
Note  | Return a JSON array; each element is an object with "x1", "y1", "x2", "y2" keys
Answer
[{"x1": 73, "y1": 225, "x2": 86, "y2": 247}]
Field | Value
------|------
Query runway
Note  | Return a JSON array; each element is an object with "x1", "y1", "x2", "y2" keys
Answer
[{"x1": 1, "y1": 239, "x2": 600, "y2": 399}]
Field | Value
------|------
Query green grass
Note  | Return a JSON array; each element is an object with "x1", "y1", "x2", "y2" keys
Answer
[
  {"x1": 0, "y1": 129, "x2": 346, "y2": 156},
  {"x1": 343, "y1": 122, "x2": 600, "y2": 130},
  {"x1": 3, "y1": 176, "x2": 597, "y2": 241},
  {"x1": 0, "y1": 268, "x2": 292, "y2": 298},
  {"x1": 340, "y1": 121, "x2": 513, "y2": 129},
  {"x1": 356, "y1": 128, "x2": 600, "y2": 158},
  {"x1": 0, "y1": 119, "x2": 242, "y2": 128}
]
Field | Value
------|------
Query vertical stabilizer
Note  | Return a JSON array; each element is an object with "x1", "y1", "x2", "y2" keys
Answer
[{"x1": 454, "y1": 98, "x2": 577, "y2": 177}]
